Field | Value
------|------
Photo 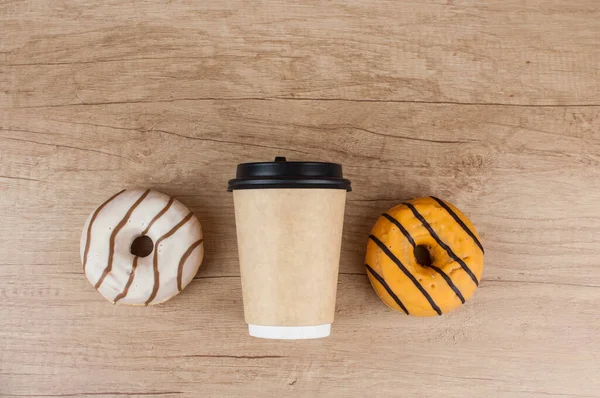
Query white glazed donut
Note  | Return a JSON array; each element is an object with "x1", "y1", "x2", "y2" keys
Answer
[{"x1": 80, "y1": 189, "x2": 204, "y2": 305}]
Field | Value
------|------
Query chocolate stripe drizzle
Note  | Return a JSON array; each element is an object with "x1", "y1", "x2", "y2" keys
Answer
[
  {"x1": 113, "y1": 196, "x2": 174, "y2": 302},
  {"x1": 141, "y1": 197, "x2": 174, "y2": 236},
  {"x1": 82, "y1": 189, "x2": 126, "y2": 273},
  {"x1": 382, "y1": 213, "x2": 416, "y2": 248},
  {"x1": 403, "y1": 202, "x2": 479, "y2": 287},
  {"x1": 381, "y1": 212, "x2": 465, "y2": 304},
  {"x1": 428, "y1": 265, "x2": 466, "y2": 303},
  {"x1": 365, "y1": 263, "x2": 409, "y2": 315},
  {"x1": 430, "y1": 196, "x2": 484, "y2": 254},
  {"x1": 95, "y1": 189, "x2": 151, "y2": 289},
  {"x1": 177, "y1": 239, "x2": 203, "y2": 291},
  {"x1": 369, "y1": 234, "x2": 442, "y2": 315},
  {"x1": 145, "y1": 212, "x2": 194, "y2": 305},
  {"x1": 113, "y1": 256, "x2": 139, "y2": 304}
]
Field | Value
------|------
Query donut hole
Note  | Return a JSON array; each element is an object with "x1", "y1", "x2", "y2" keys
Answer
[
  {"x1": 130, "y1": 235, "x2": 154, "y2": 258},
  {"x1": 414, "y1": 245, "x2": 433, "y2": 268}
]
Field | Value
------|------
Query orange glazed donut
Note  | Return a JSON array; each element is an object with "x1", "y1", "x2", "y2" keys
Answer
[{"x1": 365, "y1": 197, "x2": 484, "y2": 316}]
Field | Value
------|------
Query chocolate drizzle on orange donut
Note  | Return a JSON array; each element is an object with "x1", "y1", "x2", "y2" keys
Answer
[
  {"x1": 381, "y1": 212, "x2": 466, "y2": 304},
  {"x1": 403, "y1": 202, "x2": 479, "y2": 287},
  {"x1": 365, "y1": 263, "x2": 409, "y2": 315},
  {"x1": 430, "y1": 196, "x2": 484, "y2": 254},
  {"x1": 82, "y1": 189, "x2": 126, "y2": 273},
  {"x1": 95, "y1": 189, "x2": 151, "y2": 289},
  {"x1": 145, "y1": 212, "x2": 194, "y2": 305},
  {"x1": 366, "y1": 197, "x2": 484, "y2": 316},
  {"x1": 382, "y1": 213, "x2": 415, "y2": 248},
  {"x1": 369, "y1": 234, "x2": 442, "y2": 315}
]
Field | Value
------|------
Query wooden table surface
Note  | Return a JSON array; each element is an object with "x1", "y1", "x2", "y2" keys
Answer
[{"x1": 2, "y1": 1, "x2": 599, "y2": 397}]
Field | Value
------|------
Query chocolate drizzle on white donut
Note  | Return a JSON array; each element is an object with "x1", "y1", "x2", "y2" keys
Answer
[
  {"x1": 95, "y1": 189, "x2": 151, "y2": 290},
  {"x1": 141, "y1": 197, "x2": 174, "y2": 236},
  {"x1": 177, "y1": 239, "x2": 204, "y2": 291},
  {"x1": 81, "y1": 189, "x2": 204, "y2": 305},
  {"x1": 113, "y1": 256, "x2": 139, "y2": 304},
  {"x1": 145, "y1": 212, "x2": 194, "y2": 305},
  {"x1": 82, "y1": 189, "x2": 126, "y2": 273},
  {"x1": 111, "y1": 196, "x2": 174, "y2": 303}
]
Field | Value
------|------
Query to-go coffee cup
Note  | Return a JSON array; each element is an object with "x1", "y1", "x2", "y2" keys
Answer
[{"x1": 228, "y1": 157, "x2": 351, "y2": 339}]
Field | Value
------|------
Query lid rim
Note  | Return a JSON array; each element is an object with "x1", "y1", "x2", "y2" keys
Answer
[
  {"x1": 228, "y1": 178, "x2": 352, "y2": 191},
  {"x1": 228, "y1": 157, "x2": 352, "y2": 192}
]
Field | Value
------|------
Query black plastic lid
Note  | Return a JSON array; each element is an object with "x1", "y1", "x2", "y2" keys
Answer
[{"x1": 228, "y1": 157, "x2": 352, "y2": 191}]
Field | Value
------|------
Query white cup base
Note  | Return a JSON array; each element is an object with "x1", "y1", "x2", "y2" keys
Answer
[{"x1": 248, "y1": 324, "x2": 331, "y2": 340}]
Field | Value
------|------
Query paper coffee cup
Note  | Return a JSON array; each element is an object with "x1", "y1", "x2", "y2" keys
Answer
[{"x1": 228, "y1": 157, "x2": 351, "y2": 339}]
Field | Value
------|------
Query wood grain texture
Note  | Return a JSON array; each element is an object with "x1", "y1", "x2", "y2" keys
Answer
[{"x1": 1, "y1": 0, "x2": 599, "y2": 397}]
